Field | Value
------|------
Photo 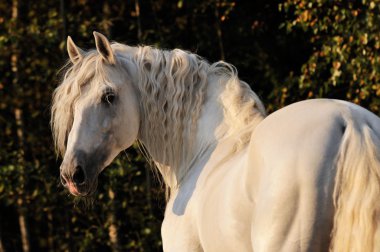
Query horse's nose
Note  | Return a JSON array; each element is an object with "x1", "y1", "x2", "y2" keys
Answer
[{"x1": 73, "y1": 165, "x2": 86, "y2": 185}]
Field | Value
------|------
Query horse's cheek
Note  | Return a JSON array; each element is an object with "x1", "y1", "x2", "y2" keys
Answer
[{"x1": 101, "y1": 118, "x2": 110, "y2": 132}]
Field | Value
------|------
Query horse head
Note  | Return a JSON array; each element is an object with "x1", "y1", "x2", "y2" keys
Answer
[{"x1": 53, "y1": 32, "x2": 140, "y2": 196}]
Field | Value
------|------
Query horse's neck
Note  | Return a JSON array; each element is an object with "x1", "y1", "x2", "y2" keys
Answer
[
  {"x1": 119, "y1": 48, "x2": 264, "y2": 189},
  {"x1": 159, "y1": 76, "x2": 226, "y2": 187},
  {"x1": 139, "y1": 74, "x2": 228, "y2": 188}
]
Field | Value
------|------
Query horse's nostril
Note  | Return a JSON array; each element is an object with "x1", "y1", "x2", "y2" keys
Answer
[
  {"x1": 60, "y1": 174, "x2": 68, "y2": 186},
  {"x1": 73, "y1": 165, "x2": 86, "y2": 185}
]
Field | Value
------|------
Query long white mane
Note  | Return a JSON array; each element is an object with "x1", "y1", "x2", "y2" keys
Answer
[
  {"x1": 51, "y1": 43, "x2": 266, "y2": 190},
  {"x1": 128, "y1": 45, "x2": 266, "y2": 189}
]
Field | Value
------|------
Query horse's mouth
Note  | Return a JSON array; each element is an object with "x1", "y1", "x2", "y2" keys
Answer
[{"x1": 65, "y1": 179, "x2": 98, "y2": 197}]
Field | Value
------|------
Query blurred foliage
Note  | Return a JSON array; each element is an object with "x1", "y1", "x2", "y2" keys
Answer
[
  {"x1": 277, "y1": 0, "x2": 380, "y2": 111},
  {"x1": 0, "y1": 0, "x2": 379, "y2": 251}
]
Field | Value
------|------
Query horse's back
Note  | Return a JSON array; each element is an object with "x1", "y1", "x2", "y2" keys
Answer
[{"x1": 246, "y1": 99, "x2": 380, "y2": 251}]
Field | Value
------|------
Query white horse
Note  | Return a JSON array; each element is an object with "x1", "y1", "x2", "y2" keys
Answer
[{"x1": 51, "y1": 32, "x2": 380, "y2": 252}]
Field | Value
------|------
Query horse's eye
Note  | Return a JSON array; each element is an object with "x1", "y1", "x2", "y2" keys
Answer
[{"x1": 102, "y1": 92, "x2": 115, "y2": 105}]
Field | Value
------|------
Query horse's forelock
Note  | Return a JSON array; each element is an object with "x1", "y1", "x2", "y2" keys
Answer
[{"x1": 51, "y1": 51, "x2": 109, "y2": 157}]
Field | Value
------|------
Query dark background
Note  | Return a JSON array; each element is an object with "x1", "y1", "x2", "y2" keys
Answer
[{"x1": 1, "y1": 0, "x2": 380, "y2": 251}]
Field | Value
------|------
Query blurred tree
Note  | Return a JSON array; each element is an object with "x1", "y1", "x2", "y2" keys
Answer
[
  {"x1": 9, "y1": 0, "x2": 31, "y2": 251},
  {"x1": 278, "y1": 0, "x2": 380, "y2": 113},
  {"x1": 1, "y1": 1, "x2": 165, "y2": 250}
]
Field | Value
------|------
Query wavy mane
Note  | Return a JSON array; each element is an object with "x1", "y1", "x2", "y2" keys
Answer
[
  {"x1": 129, "y1": 46, "x2": 265, "y2": 188},
  {"x1": 51, "y1": 43, "x2": 266, "y2": 190},
  {"x1": 131, "y1": 46, "x2": 209, "y2": 187}
]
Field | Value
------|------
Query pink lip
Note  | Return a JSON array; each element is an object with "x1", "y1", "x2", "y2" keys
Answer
[{"x1": 67, "y1": 182, "x2": 80, "y2": 196}]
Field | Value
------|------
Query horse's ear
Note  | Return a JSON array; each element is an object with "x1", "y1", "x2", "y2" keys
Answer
[
  {"x1": 93, "y1": 31, "x2": 115, "y2": 65},
  {"x1": 67, "y1": 36, "x2": 84, "y2": 64}
]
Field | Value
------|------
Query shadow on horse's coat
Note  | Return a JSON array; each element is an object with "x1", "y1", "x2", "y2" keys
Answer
[{"x1": 52, "y1": 32, "x2": 380, "y2": 252}]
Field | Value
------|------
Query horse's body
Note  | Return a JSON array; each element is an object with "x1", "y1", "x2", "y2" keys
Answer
[
  {"x1": 52, "y1": 32, "x2": 380, "y2": 251},
  {"x1": 163, "y1": 99, "x2": 380, "y2": 252}
]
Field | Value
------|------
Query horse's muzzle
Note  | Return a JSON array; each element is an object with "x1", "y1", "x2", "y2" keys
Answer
[
  {"x1": 60, "y1": 150, "x2": 98, "y2": 196},
  {"x1": 61, "y1": 166, "x2": 87, "y2": 196}
]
